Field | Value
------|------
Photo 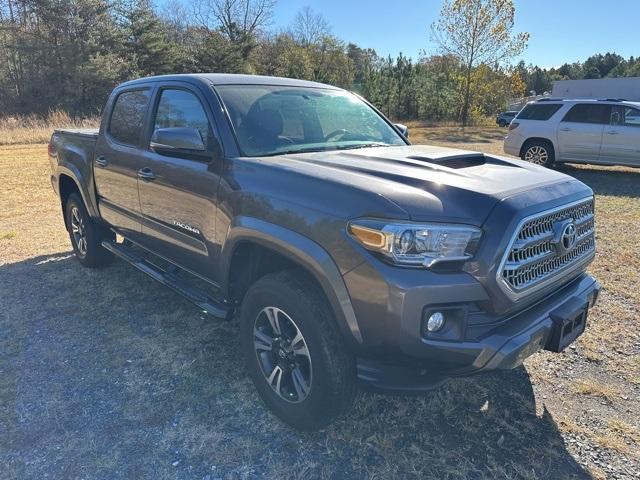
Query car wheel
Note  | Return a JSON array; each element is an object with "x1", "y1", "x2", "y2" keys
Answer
[
  {"x1": 65, "y1": 193, "x2": 113, "y2": 267},
  {"x1": 522, "y1": 140, "x2": 555, "y2": 167},
  {"x1": 240, "y1": 270, "x2": 357, "y2": 431},
  {"x1": 498, "y1": 120, "x2": 507, "y2": 127}
]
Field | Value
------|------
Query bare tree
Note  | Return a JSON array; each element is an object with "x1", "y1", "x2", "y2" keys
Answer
[
  {"x1": 291, "y1": 6, "x2": 330, "y2": 46},
  {"x1": 432, "y1": 0, "x2": 528, "y2": 125},
  {"x1": 194, "y1": 0, "x2": 275, "y2": 41}
]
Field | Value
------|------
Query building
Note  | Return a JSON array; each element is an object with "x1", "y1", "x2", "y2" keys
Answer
[{"x1": 552, "y1": 77, "x2": 640, "y2": 101}]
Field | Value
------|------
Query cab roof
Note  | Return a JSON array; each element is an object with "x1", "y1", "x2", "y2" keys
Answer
[{"x1": 118, "y1": 73, "x2": 341, "y2": 90}]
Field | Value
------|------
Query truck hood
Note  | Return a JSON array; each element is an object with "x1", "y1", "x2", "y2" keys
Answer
[{"x1": 254, "y1": 145, "x2": 578, "y2": 225}]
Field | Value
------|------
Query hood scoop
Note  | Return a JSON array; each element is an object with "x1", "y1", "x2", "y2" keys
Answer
[{"x1": 406, "y1": 153, "x2": 487, "y2": 169}]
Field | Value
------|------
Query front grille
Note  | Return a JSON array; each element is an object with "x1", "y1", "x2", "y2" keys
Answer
[{"x1": 500, "y1": 198, "x2": 595, "y2": 295}]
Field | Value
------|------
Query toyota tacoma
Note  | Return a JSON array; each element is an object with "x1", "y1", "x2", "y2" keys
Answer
[{"x1": 48, "y1": 74, "x2": 600, "y2": 430}]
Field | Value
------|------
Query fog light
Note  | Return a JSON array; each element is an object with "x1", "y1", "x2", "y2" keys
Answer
[{"x1": 426, "y1": 311, "x2": 445, "y2": 332}]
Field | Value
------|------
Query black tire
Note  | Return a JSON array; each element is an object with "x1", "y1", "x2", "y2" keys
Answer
[
  {"x1": 498, "y1": 120, "x2": 507, "y2": 127},
  {"x1": 65, "y1": 193, "x2": 113, "y2": 268},
  {"x1": 521, "y1": 139, "x2": 555, "y2": 167},
  {"x1": 240, "y1": 270, "x2": 357, "y2": 431}
]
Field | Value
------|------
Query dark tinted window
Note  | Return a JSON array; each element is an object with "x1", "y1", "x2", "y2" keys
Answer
[
  {"x1": 108, "y1": 90, "x2": 151, "y2": 145},
  {"x1": 516, "y1": 103, "x2": 562, "y2": 120},
  {"x1": 562, "y1": 104, "x2": 610, "y2": 124},
  {"x1": 153, "y1": 89, "x2": 211, "y2": 144},
  {"x1": 611, "y1": 105, "x2": 640, "y2": 127}
]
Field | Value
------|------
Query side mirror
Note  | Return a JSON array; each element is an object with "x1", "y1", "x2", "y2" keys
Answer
[
  {"x1": 151, "y1": 127, "x2": 206, "y2": 153},
  {"x1": 394, "y1": 123, "x2": 409, "y2": 139}
]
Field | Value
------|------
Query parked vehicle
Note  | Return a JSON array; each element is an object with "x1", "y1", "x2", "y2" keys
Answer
[
  {"x1": 504, "y1": 98, "x2": 640, "y2": 167},
  {"x1": 49, "y1": 74, "x2": 600, "y2": 430},
  {"x1": 496, "y1": 110, "x2": 519, "y2": 127}
]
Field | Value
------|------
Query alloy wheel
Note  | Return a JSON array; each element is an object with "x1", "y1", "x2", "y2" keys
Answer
[
  {"x1": 253, "y1": 306, "x2": 312, "y2": 403},
  {"x1": 524, "y1": 145, "x2": 548, "y2": 165},
  {"x1": 70, "y1": 206, "x2": 88, "y2": 256}
]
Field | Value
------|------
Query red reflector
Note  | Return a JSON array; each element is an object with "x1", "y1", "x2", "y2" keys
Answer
[{"x1": 508, "y1": 122, "x2": 519, "y2": 131}]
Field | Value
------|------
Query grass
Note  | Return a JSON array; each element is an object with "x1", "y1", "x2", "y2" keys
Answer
[
  {"x1": 1, "y1": 126, "x2": 639, "y2": 479},
  {"x1": 571, "y1": 379, "x2": 620, "y2": 402},
  {"x1": 0, "y1": 110, "x2": 99, "y2": 146}
]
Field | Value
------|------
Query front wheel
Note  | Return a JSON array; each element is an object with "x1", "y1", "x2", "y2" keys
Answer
[
  {"x1": 521, "y1": 140, "x2": 555, "y2": 167},
  {"x1": 240, "y1": 270, "x2": 357, "y2": 431}
]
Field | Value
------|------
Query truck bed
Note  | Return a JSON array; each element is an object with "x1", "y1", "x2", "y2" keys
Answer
[{"x1": 53, "y1": 128, "x2": 99, "y2": 138}]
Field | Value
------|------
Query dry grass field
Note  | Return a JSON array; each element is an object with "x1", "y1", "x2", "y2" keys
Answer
[
  {"x1": 0, "y1": 111, "x2": 99, "y2": 146},
  {"x1": 1, "y1": 126, "x2": 639, "y2": 479}
]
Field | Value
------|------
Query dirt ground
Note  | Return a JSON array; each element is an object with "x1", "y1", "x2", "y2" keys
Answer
[{"x1": 1, "y1": 128, "x2": 639, "y2": 479}]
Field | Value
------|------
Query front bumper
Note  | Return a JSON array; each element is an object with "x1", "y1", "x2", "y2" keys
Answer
[{"x1": 356, "y1": 274, "x2": 600, "y2": 393}]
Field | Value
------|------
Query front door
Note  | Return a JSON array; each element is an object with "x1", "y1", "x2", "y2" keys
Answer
[
  {"x1": 599, "y1": 105, "x2": 640, "y2": 166},
  {"x1": 136, "y1": 84, "x2": 223, "y2": 280},
  {"x1": 94, "y1": 87, "x2": 153, "y2": 241},
  {"x1": 557, "y1": 103, "x2": 609, "y2": 162}
]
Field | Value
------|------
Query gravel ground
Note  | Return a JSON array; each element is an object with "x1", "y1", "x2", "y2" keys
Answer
[{"x1": 1, "y1": 134, "x2": 639, "y2": 479}]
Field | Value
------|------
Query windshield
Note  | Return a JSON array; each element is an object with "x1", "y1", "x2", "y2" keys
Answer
[{"x1": 215, "y1": 85, "x2": 406, "y2": 157}]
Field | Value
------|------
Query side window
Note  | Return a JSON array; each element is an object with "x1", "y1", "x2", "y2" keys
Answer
[
  {"x1": 153, "y1": 89, "x2": 212, "y2": 146},
  {"x1": 516, "y1": 104, "x2": 562, "y2": 121},
  {"x1": 108, "y1": 90, "x2": 151, "y2": 146},
  {"x1": 624, "y1": 107, "x2": 640, "y2": 127},
  {"x1": 612, "y1": 106, "x2": 640, "y2": 127},
  {"x1": 562, "y1": 104, "x2": 610, "y2": 124}
]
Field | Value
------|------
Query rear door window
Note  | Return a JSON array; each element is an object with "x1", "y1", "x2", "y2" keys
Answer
[
  {"x1": 516, "y1": 104, "x2": 562, "y2": 121},
  {"x1": 108, "y1": 90, "x2": 151, "y2": 146},
  {"x1": 562, "y1": 104, "x2": 611, "y2": 124}
]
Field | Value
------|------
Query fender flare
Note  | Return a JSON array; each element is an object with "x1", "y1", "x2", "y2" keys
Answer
[
  {"x1": 57, "y1": 164, "x2": 100, "y2": 219},
  {"x1": 221, "y1": 217, "x2": 363, "y2": 344}
]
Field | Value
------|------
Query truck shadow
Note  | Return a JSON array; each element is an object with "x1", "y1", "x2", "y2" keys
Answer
[{"x1": 1, "y1": 253, "x2": 592, "y2": 479}]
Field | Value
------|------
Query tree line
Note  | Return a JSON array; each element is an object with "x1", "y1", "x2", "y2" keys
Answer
[{"x1": 0, "y1": 0, "x2": 638, "y2": 124}]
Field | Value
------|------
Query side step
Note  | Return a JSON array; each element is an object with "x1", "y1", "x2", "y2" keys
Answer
[{"x1": 101, "y1": 240, "x2": 233, "y2": 320}]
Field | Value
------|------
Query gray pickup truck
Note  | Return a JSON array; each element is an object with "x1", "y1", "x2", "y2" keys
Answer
[{"x1": 49, "y1": 74, "x2": 600, "y2": 430}]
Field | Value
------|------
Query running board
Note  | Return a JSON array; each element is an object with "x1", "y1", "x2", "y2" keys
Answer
[{"x1": 101, "y1": 240, "x2": 232, "y2": 320}]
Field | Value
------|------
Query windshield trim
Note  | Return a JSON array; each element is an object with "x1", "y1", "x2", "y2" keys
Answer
[{"x1": 211, "y1": 83, "x2": 410, "y2": 158}]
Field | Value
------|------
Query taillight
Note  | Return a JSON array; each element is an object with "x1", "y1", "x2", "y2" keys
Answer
[{"x1": 508, "y1": 122, "x2": 519, "y2": 131}]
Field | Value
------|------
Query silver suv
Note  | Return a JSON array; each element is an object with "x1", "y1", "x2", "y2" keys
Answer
[{"x1": 504, "y1": 98, "x2": 640, "y2": 167}]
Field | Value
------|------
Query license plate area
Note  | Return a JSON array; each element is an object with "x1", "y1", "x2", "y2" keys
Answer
[{"x1": 545, "y1": 298, "x2": 589, "y2": 353}]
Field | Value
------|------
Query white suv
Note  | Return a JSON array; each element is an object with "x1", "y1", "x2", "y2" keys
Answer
[{"x1": 504, "y1": 99, "x2": 640, "y2": 167}]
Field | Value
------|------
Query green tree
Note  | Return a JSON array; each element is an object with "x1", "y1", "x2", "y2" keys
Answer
[
  {"x1": 432, "y1": 0, "x2": 528, "y2": 125},
  {"x1": 116, "y1": 0, "x2": 179, "y2": 77}
]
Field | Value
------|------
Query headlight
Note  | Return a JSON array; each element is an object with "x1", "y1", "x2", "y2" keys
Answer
[{"x1": 348, "y1": 220, "x2": 482, "y2": 267}]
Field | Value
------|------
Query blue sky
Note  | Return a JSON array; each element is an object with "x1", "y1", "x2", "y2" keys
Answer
[{"x1": 272, "y1": 0, "x2": 640, "y2": 67}]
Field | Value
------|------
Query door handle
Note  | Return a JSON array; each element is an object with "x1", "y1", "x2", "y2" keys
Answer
[
  {"x1": 607, "y1": 130, "x2": 619, "y2": 135},
  {"x1": 95, "y1": 156, "x2": 108, "y2": 167},
  {"x1": 137, "y1": 167, "x2": 156, "y2": 181},
  {"x1": 560, "y1": 127, "x2": 571, "y2": 132}
]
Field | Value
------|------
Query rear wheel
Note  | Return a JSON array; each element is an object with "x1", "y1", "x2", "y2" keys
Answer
[
  {"x1": 521, "y1": 140, "x2": 555, "y2": 167},
  {"x1": 65, "y1": 193, "x2": 113, "y2": 267},
  {"x1": 240, "y1": 270, "x2": 357, "y2": 431}
]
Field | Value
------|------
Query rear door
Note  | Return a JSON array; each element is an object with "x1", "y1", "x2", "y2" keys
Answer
[
  {"x1": 94, "y1": 86, "x2": 153, "y2": 240},
  {"x1": 136, "y1": 83, "x2": 224, "y2": 279},
  {"x1": 557, "y1": 103, "x2": 610, "y2": 162},
  {"x1": 599, "y1": 105, "x2": 640, "y2": 166}
]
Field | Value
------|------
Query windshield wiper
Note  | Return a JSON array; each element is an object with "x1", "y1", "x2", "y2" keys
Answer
[
  {"x1": 259, "y1": 143, "x2": 392, "y2": 157},
  {"x1": 261, "y1": 146, "x2": 342, "y2": 157},
  {"x1": 336, "y1": 142, "x2": 392, "y2": 150}
]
